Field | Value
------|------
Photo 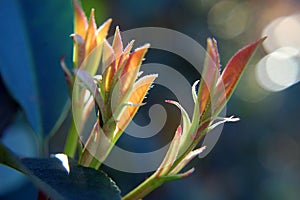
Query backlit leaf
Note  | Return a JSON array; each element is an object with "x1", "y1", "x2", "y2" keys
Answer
[
  {"x1": 198, "y1": 38, "x2": 220, "y2": 115},
  {"x1": 156, "y1": 125, "x2": 182, "y2": 176},
  {"x1": 120, "y1": 44, "x2": 150, "y2": 96},
  {"x1": 117, "y1": 74, "x2": 157, "y2": 132},
  {"x1": 73, "y1": 0, "x2": 88, "y2": 38},
  {"x1": 85, "y1": 9, "x2": 97, "y2": 55},
  {"x1": 96, "y1": 18, "x2": 112, "y2": 44},
  {"x1": 214, "y1": 37, "x2": 266, "y2": 113}
]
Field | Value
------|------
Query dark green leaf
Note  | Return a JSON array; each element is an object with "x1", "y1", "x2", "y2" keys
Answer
[
  {"x1": 0, "y1": 142, "x2": 121, "y2": 200},
  {"x1": 0, "y1": 0, "x2": 73, "y2": 137}
]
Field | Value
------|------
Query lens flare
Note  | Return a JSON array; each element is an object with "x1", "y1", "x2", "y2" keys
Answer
[
  {"x1": 262, "y1": 14, "x2": 300, "y2": 52},
  {"x1": 256, "y1": 47, "x2": 300, "y2": 92}
]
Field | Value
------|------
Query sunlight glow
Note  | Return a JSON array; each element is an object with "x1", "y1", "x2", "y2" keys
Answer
[
  {"x1": 256, "y1": 47, "x2": 300, "y2": 92},
  {"x1": 262, "y1": 14, "x2": 300, "y2": 52},
  {"x1": 208, "y1": 1, "x2": 249, "y2": 39}
]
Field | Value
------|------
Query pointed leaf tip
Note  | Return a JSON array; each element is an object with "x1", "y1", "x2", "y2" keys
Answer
[
  {"x1": 85, "y1": 9, "x2": 97, "y2": 55},
  {"x1": 112, "y1": 26, "x2": 123, "y2": 61},
  {"x1": 124, "y1": 40, "x2": 135, "y2": 55},
  {"x1": 96, "y1": 18, "x2": 112, "y2": 44},
  {"x1": 180, "y1": 167, "x2": 195, "y2": 178},
  {"x1": 170, "y1": 146, "x2": 206, "y2": 175},
  {"x1": 73, "y1": 0, "x2": 88, "y2": 38},
  {"x1": 214, "y1": 37, "x2": 265, "y2": 113},
  {"x1": 117, "y1": 74, "x2": 158, "y2": 132},
  {"x1": 119, "y1": 44, "x2": 150, "y2": 96},
  {"x1": 175, "y1": 124, "x2": 182, "y2": 136}
]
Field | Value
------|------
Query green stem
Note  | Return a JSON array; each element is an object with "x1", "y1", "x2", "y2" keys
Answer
[
  {"x1": 88, "y1": 157, "x2": 102, "y2": 169},
  {"x1": 79, "y1": 141, "x2": 114, "y2": 169},
  {"x1": 0, "y1": 142, "x2": 25, "y2": 173},
  {"x1": 122, "y1": 173, "x2": 164, "y2": 200},
  {"x1": 64, "y1": 117, "x2": 78, "y2": 158},
  {"x1": 78, "y1": 150, "x2": 98, "y2": 169}
]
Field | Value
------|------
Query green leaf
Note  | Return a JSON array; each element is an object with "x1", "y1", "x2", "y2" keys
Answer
[
  {"x1": 191, "y1": 80, "x2": 199, "y2": 104},
  {"x1": 165, "y1": 100, "x2": 192, "y2": 155},
  {"x1": 0, "y1": 142, "x2": 121, "y2": 200},
  {"x1": 75, "y1": 69, "x2": 105, "y2": 112},
  {"x1": 81, "y1": 43, "x2": 103, "y2": 76},
  {"x1": 156, "y1": 125, "x2": 182, "y2": 177},
  {"x1": 0, "y1": 0, "x2": 73, "y2": 137}
]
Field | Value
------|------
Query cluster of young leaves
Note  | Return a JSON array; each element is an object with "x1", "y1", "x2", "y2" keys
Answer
[
  {"x1": 0, "y1": 1, "x2": 121, "y2": 199},
  {"x1": 0, "y1": 0, "x2": 265, "y2": 199},
  {"x1": 62, "y1": 0, "x2": 158, "y2": 169},
  {"x1": 123, "y1": 37, "x2": 265, "y2": 200}
]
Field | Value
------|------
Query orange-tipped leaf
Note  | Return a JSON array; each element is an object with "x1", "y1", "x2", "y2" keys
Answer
[
  {"x1": 117, "y1": 74, "x2": 157, "y2": 131},
  {"x1": 96, "y1": 18, "x2": 112, "y2": 44},
  {"x1": 120, "y1": 44, "x2": 150, "y2": 96},
  {"x1": 85, "y1": 9, "x2": 97, "y2": 55},
  {"x1": 73, "y1": 0, "x2": 88, "y2": 38}
]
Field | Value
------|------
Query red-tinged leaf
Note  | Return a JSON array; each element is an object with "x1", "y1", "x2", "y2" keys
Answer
[
  {"x1": 117, "y1": 74, "x2": 157, "y2": 132},
  {"x1": 108, "y1": 54, "x2": 135, "y2": 108},
  {"x1": 156, "y1": 125, "x2": 182, "y2": 177},
  {"x1": 96, "y1": 18, "x2": 112, "y2": 45},
  {"x1": 114, "y1": 40, "x2": 135, "y2": 76},
  {"x1": 71, "y1": 34, "x2": 86, "y2": 68},
  {"x1": 198, "y1": 38, "x2": 220, "y2": 115},
  {"x1": 112, "y1": 26, "x2": 123, "y2": 65},
  {"x1": 116, "y1": 54, "x2": 129, "y2": 76},
  {"x1": 73, "y1": 0, "x2": 88, "y2": 38},
  {"x1": 192, "y1": 118, "x2": 211, "y2": 140},
  {"x1": 214, "y1": 37, "x2": 266, "y2": 113},
  {"x1": 120, "y1": 44, "x2": 150, "y2": 95},
  {"x1": 60, "y1": 56, "x2": 73, "y2": 89},
  {"x1": 85, "y1": 9, "x2": 97, "y2": 55}
]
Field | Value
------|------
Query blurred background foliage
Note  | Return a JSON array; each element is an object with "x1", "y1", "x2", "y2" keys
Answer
[{"x1": 0, "y1": 0, "x2": 300, "y2": 199}]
